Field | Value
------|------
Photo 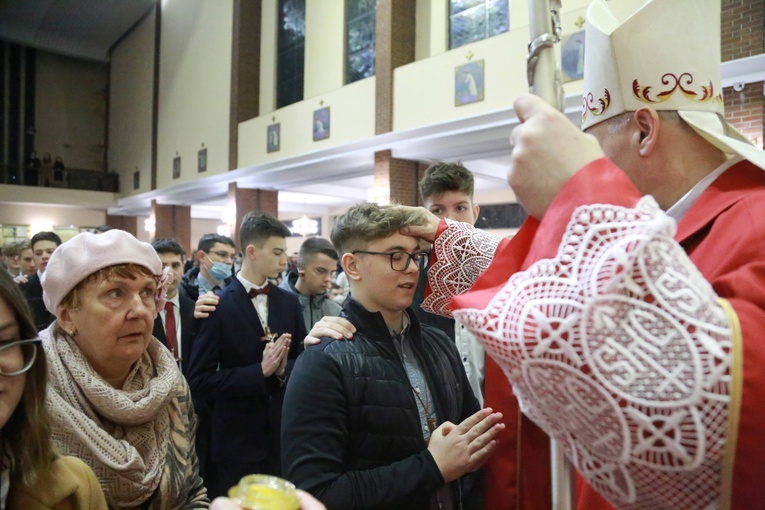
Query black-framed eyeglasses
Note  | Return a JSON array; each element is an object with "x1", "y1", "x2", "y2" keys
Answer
[
  {"x1": 0, "y1": 338, "x2": 41, "y2": 376},
  {"x1": 352, "y1": 250, "x2": 429, "y2": 272}
]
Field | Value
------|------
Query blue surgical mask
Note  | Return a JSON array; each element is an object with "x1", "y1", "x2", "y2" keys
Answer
[{"x1": 207, "y1": 257, "x2": 232, "y2": 281}]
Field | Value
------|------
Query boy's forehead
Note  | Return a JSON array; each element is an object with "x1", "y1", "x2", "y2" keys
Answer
[
  {"x1": 424, "y1": 190, "x2": 473, "y2": 206},
  {"x1": 33, "y1": 240, "x2": 58, "y2": 251},
  {"x1": 211, "y1": 242, "x2": 236, "y2": 253},
  {"x1": 158, "y1": 252, "x2": 184, "y2": 264},
  {"x1": 367, "y1": 232, "x2": 421, "y2": 251},
  {"x1": 261, "y1": 236, "x2": 287, "y2": 249}
]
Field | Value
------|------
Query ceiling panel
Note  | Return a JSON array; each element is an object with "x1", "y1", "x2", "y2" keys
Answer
[{"x1": 0, "y1": 0, "x2": 155, "y2": 62}]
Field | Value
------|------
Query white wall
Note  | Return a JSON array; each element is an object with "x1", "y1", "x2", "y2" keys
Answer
[
  {"x1": 239, "y1": 76, "x2": 375, "y2": 166},
  {"x1": 259, "y1": 0, "x2": 279, "y2": 115},
  {"x1": 304, "y1": 0, "x2": 345, "y2": 98},
  {"x1": 157, "y1": 0, "x2": 233, "y2": 188},
  {"x1": 0, "y1": 202, "x2": 107, "y2": 239},
  {"x1": 415, "y1": 0, "x2": 447, "y2": 60},
  {"x1": 109, "y1": 9, "x2": 155, "y2": 197}
]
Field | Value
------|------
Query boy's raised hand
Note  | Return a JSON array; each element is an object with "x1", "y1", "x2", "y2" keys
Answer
[{"x1": 427, "y1": 408, "x2": 505, "y2": 483}]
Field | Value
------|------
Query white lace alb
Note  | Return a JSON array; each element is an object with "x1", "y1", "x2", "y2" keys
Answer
[
  {"x1": 454, "y1": 197, "x2": 733, "y2": 509},
  {"x1": 423, "y1": 219, "x2": 502, "y2": 318}
]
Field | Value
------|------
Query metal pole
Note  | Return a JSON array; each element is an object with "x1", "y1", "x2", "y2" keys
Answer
[
  {"x1": 527, "y1": 0, "x2": 564, "y2": 111},
  {"x1": 527, "y1": 1, "x2": 573, "y2": 507},
  {"x1": 550, "y1": 440, "x2": 575, "y2": 509}
]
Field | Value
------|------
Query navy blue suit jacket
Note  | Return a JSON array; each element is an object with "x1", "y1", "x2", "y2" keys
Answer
[
  {"x1": 187, "y1": 278, "x2": 305, "y2": 466},
  {"x1": 19, "y1": 273, "x2": 56, "y2": 332},
  {"x1": 152, "y1": 285, "x2": 197, "y2": 375}
]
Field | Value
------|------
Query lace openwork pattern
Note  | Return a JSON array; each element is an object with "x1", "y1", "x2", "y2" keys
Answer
[
  {"x1": 423, "y1": 219, "x2": 503, "y2": 318},
  {"x1": 454, "y1": 197, "x2": 732, "y2": 509}
]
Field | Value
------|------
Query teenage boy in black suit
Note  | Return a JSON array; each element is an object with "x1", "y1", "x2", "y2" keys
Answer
[
  {"x1": 151, "y1": 237, "x2": 217, "y2": 486},
  {"x1": 188, "y1": 211, "x2": 305, "y2": 497},
  {"x1": 151, "y1": 238, "x2": 197, "y2": 372},
  {"x1": 19, "y1": 230, "x2": 61, "y2": 330}
]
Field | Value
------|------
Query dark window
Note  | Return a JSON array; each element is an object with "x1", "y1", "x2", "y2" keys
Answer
[
  {"x1": 449, "y1": 0, "x2": 510, "y2": 49},
  {"x1": 277, "y1": 0, "x2": 306, "y2": 109},
  {"x1": 474, "y1": 203, "x2": 527, "y2": 229},
  {"x1": 345, "y1": 0, "x2": 376, "y2": 84}
]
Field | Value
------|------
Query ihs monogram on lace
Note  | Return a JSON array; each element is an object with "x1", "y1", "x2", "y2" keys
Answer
[{"x1": 455, "y1": 197, "x2": 733, "y2": 509}]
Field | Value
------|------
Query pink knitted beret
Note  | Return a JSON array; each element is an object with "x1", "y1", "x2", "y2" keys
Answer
[{"x1": 41, "y1": 229, "x2": 172, "y2": 314}]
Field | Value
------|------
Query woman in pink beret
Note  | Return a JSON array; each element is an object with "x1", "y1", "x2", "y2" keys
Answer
[
  {"x1": 39, "y1": 229, "x2": 208, "y2": 509},
  {"x1": 0, "y1": 269, "x2": 108, "y2": 508}
]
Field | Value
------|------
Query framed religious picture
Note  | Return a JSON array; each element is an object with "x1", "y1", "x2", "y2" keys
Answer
[
  {"x1": 267, "y1": 123, "x2": 281, "y2": 153},
  {"x1": 313, "y1": 107, "x2": 330, "y2": 141},
  {"x1": 561, "y1": 30, "x2": 586, "y2": 83},
  {"x1": 133, "y1": 170, "x2": 140, "y2": 190},
  {"x1": 198, "y1": 148, "x2": 207, "y2": 173},
  {"x1": 173, "y1": 156, "x2": 181, "y2": 179},
  {"x1": 455, "y1": 60, "x2": 485, "y2": 106}
]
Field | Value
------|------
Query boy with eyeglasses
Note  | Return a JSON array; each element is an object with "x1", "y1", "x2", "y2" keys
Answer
[
  {"x1": 181, "y1": 233, "x2": 237, "y2": 302},
  {"x1": 278, "y1": 237, "x2": 342, "y2": 331},
  {"x1": 281, "y1": 202, "x2": 504, "y2": 510}
]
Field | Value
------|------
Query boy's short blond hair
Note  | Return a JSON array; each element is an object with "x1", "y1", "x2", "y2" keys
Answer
[{"x1": 330, "y1": 202, "x2": 426, "y2": 256}]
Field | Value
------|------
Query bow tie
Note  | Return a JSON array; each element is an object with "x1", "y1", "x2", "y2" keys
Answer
[{"x1": 248, "y1": 284, "x2": 271, "y2": 298}]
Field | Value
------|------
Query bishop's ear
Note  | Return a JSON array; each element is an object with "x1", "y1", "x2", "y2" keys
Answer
[{"x1": 633, "y1": 107, "x2": 661, "y2": 157}]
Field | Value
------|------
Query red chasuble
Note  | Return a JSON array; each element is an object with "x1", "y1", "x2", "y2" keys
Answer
[{"x1": 424, "y1": 157, "x2": 765, "y2": 509}]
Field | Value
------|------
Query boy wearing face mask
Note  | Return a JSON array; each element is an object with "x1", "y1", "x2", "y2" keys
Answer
[{"x1": 181, "y1": 233, "x2": 237, "y2": 301}]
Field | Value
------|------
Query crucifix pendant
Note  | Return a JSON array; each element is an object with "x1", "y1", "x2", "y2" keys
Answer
[
  {"x1": 427, "y1": 418, "x2": 437, "y2": 433},
  {"x1": 260, "y1": 326, "x2": 277, "y2": 343}
]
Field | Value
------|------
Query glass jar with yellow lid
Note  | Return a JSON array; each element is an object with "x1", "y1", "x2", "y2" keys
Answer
[{"x1": 228, "y1": 474, "x2": 301, "y2": 510}]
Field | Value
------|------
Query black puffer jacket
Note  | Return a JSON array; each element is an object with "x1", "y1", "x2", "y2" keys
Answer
[{"x1": 282, "y1": 298, "x2": 482, "y2": 510}]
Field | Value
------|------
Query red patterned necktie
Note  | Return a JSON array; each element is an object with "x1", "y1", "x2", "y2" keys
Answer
[{"x1": 164, "y1": 301, "x2": 179, "y2": 360}]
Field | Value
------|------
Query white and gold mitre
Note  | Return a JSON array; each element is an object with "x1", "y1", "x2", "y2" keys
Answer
[{"x1": 581, "y1": 0, "x2": 765, "y2": 169}]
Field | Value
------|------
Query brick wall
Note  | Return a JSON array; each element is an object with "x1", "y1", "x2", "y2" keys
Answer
[
  {"x1": 721, "y1": 1, "x2": 764, "y2": 148},
  {"x1": 725, "y1": 82, "x2": 764, "y2": 148},
  {"x1": 229, "y1": 0, "x2": 261, "y2": 170},
  {"x1": 106, "y1": 214, "x2": 138, "y2": 238},
  {"x1": 373, "y1": 150, "x2": 420, "y2": 206},
  {"x1": 375, "y1": 0, "x2": 416, "y2": 135},
  {"x1": 151, "y1": 202, "x2": 191, "y2": 253},
  {"x1": 228, "y1": 183, "x2": 278, "y2": 249},
  {"x1": 721, "y1": 0, "x2": 764, "y2": 61}
]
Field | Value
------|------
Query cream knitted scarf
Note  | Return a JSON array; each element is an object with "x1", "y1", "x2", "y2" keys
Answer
[{"x1": 41, "y1": 327, "x2": 183, "y2": 508}]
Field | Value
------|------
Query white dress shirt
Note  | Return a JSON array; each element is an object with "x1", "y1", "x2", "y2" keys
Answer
[{"x1": 237, "y1": 273, "x2": 270, "y2": 331}]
